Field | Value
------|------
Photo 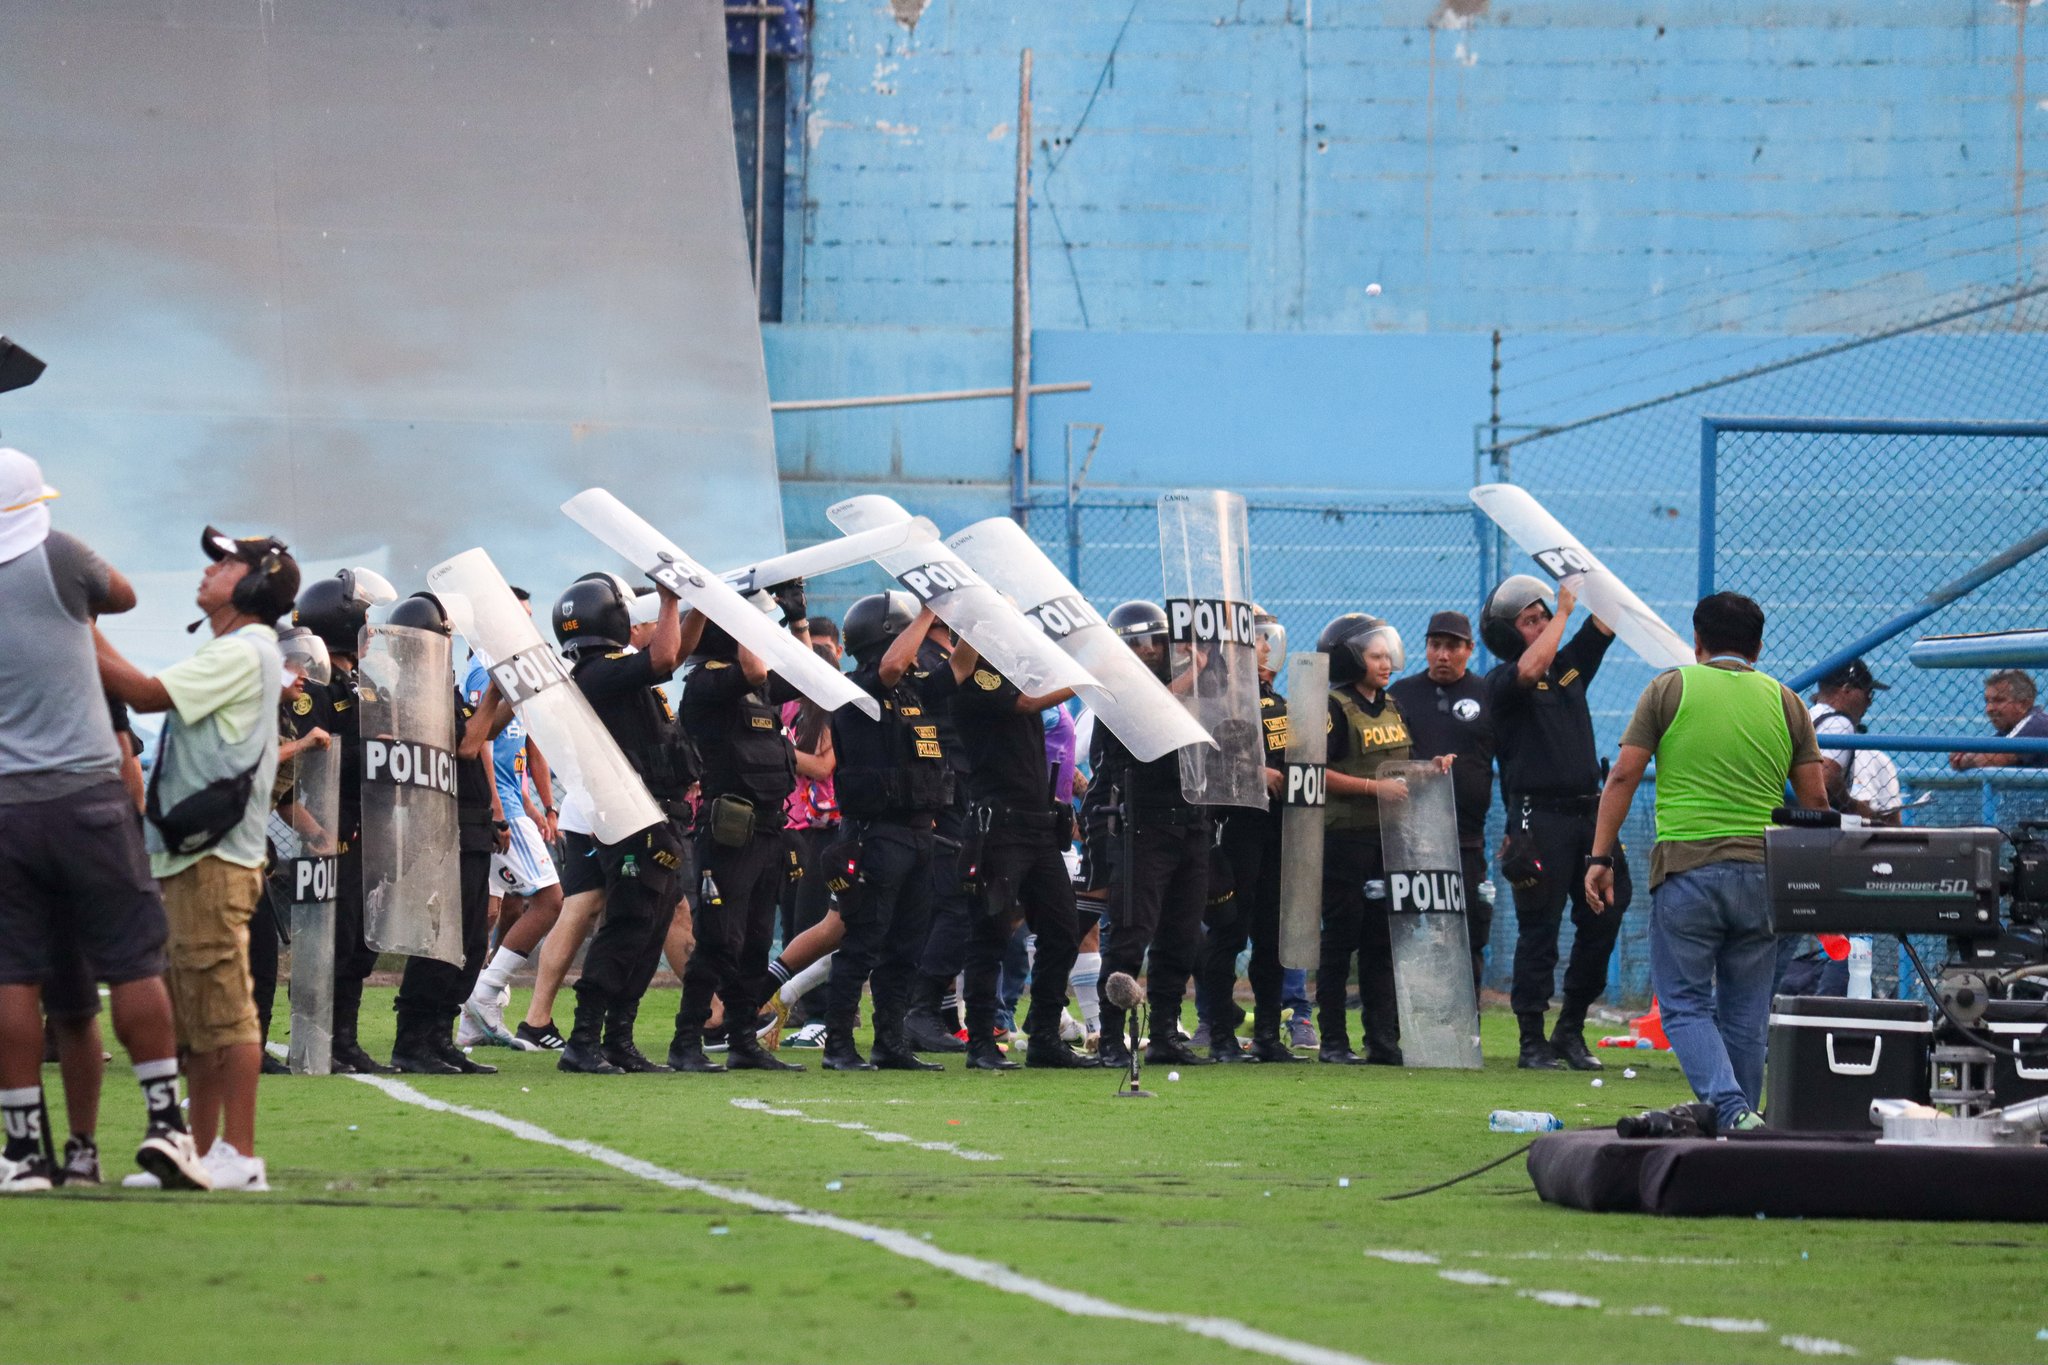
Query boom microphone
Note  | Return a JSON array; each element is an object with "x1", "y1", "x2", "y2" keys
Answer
[{"x1": 1102, "y1": 971, "x2": 1146, "y2": 1011}]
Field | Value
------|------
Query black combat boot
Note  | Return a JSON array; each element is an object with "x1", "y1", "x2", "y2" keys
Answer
[
  {"x1": 391, "y1": 1013, "x2": 459, "y2": 1075},
  {"x1": 431, "y1": 1010, "x2": 497, "y2": 1074},
  {"x1": 821, "y1": 1025, "x2": 877, "y2": 1072},
  {"x1": 1517, "y1": 1011, "x2": 1563, "y2": 1070},
  {"x1": 1550, "y1": 1003, "x2": 1603, "y2": 1072},
  {"x1": 1247, "y1": 1014, "x2": 1300, "y2": 1064},
  {"x1": 1145, "y1": 1033, "x2": 1212, "y2": 1067},
  {"x1": 330, "y1": 979, "x2": 394, "y2": 1075},
  {"x1": 728, "y1": 1030, "x2": 806, "y2": 1072},
  {"x1": 1206, "y1": 1017, "x2": 1248, "y2": 1063},
  {"x1": 1096, "y1": 1005, "x2": 1133, "y2": 1070},
  {"x1": 559, "y1": 997, "x2": 624, "y2": 1074},
  {"x1": 1023, "y1": 1009, "x2": 1100, "y2": 1069},
  {"x1": 603, "y1": 1000, "x2": 669, "y2": 1073},
  {"x1": 902, "y1": 975, "x2": 967, "y2": 1053}
]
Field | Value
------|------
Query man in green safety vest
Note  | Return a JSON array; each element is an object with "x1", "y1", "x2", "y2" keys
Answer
[{"x1": 1583, "y1": 592, "x2": 1827, "y2": 1131}]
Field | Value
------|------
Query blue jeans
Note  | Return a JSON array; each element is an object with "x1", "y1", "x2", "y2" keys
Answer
[
  {"x1": 1648, "y1": 861, "x2": 1777, "y2": 1127},
  {"x1": 1281, "y1": 967, "x2": 1311, "y2": 1017}
]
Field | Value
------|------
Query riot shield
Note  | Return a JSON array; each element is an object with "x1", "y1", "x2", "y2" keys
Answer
[
  {"x1": 946, "y1": 516, "x2": 1212, "y2": 762},
  {"x1": 1276, "y1": 651, "x2": 1329, "y2": 969},
  {"x1": 356, "y1": 622, "x2": 464, "y2": 966},
  {"x1": 718, "y1": 520, "x2": 921, "y2": 598},
  {"x1": 827, "y1": 494, "x2": 1100, "y2": 699},
  {"x1": 1377, "y1": 761, "x2": 1482, "y2": 1069},
  {"x1": 1157, "y1": 489, "x2": 1266, "y2": 810},
  {"x1": 1469, "y1": 485, "x2": 1693, "y2": 670},
  {"x1": 428, "y1": 549, "x2": 664, "y2": 845},
  {"x1": 284, "y1": 738, "x2": 340, "y2": 1074},
  {"x1": 563, "y1": 488, "x2": 881, "y2": 720}
]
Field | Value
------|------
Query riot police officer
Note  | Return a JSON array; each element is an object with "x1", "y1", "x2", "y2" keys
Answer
[
  {"x1": 945, "y1": 635, "x2": 1096, "y2": 1071},
  {"x1": 552, "y1": 573, "x2": 701, "y2": 1074},
  {"x1": 290, "y1": 570, "x2": 390, "y2": 1075},
  {"x1": 902, "y1": 620, "x2": 974, "y2": 1055},
  {"x1": 672, "y1": 581, "x2": 811, "y2": 1074},
  {"x1": 1197, "y1": 606, "x2": 1298, "y2": 1063},
  {"x1": 1481, "y1": 575, "x2": 1629, "y2": 1071},
  {"x1": 1316, "y1": 613, "x2": 1417, "y2": 1065},
  {"x1": 1089, "y1": 601, "x2": 1211, "y2": 1070},
  {"x1": 383, "y1": 592, "x2": 504, "y2": 1075},
  {"x1": 818, "y1": 596, "x2": 954, "y2": 1072}
]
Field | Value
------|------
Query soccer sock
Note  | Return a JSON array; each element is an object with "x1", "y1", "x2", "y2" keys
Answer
[
  {"x1": 782, "y1": 954, "x2": 834, "y2": 1004},
  {"x1": 1071, "y1": 952, "x2": 1102, "y2": 1035},
  {"x1": 475, "y1": 946, "x2": 527, "y2": 999},
  {"x1": 1, "y1": 1086, "x2": 43, "y2": 1162},
  {"x1": 767, "y1": 958, "x2": 792, "y2": 990},
  {"x1": 135, "y1": 1058, "x2": 185, "y2": 1131}
]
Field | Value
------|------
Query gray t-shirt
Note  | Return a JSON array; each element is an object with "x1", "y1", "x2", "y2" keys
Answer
[{"x1": 0, "y1": 531, "x2": 123, "y2": 803}]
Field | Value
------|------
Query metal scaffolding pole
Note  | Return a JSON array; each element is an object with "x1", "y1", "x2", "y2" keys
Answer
[{"x1": 1011, "y1": 48, "x2": 1034, "y2": 527}]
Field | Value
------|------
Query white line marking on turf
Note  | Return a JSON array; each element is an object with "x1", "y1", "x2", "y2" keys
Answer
[
  {"x1": 1517, "y1": 1290, "x2": 1601, "y2": 1309},
  {"x1": 1437, "y1": 1270, "x2": 1511, "y2": 1287},
  {"x1": 1780, "y1": 1337, "x2": 1857, "y2": 1357},
  {"x1": 1677, "y1": 1317, "x2": 1768, "y2": 1334},
  {"x1": 349, "y1": 1075, "x2": 1377, "y2": 1365},
  {"x1": 730, "y1": 1097, "x2": 1001, "y2": 1162},
  {"x1": 1363, "y1": 1249, "x2": 1440, "y2": 1264}
]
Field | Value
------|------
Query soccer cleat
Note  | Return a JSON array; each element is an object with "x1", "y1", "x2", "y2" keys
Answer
[
  {"x1": 135, "y1": 1122, "x2": 212, "y2": 1191},
  {"x1": 0, "y1": 1151, "x2": 54, "y2": 1193},
  {"x1": 759, "y1": 993, "x2": 792, "y2": 1050},
  {"x1": 58, "y1": 1136, "x2": 101, "y2": 1188},
  {"x1": 785, "y1": 1021, "x2": 828, "y2": 1049},
  {"x1": 462, "y1": 994, "x2": 519, "y2": 1048},
  {"x1": 201, "y1": 1140, "x2": 269, "y2": 1193},
  {"x1": 513, "y1": 1021, "x2": 562, "y2": 1052},
  {"x1": 1287, "y1": 1015, "x2": 1318, "y2": 1050}
]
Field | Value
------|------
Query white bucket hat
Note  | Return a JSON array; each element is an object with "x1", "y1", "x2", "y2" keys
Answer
[{"x1": 0, "y1": 448, "x2": 57, "y2": 563}]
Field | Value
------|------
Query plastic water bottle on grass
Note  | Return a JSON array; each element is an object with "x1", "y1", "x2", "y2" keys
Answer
[
  {"x1": 1847, "y1": 937, "x2": 1873, "y2": 1000},
  {"x1": 1488, "y1": 1110, "x2": 1563, "y2": 1133}
]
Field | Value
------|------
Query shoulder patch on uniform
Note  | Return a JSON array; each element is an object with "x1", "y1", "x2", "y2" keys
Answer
[
  {"x1": 605, "y1": 650, "x2": 631, "y2": 660},
  {"x1": 1260, "y1": 695, "x2": 1276, "y2": 709},
  {"x1": 1557, "y1": 668, "x2": 1581, "y2": 689},
  {"x1": 702, "y1": 658, "x2": 729, "y2": 669},
  {"x1": 973, "y1": 669, "x2": 1002, "y2": 691},
  {"x1": 291, "y1": 694, "x2": 313, "y2": 716}
]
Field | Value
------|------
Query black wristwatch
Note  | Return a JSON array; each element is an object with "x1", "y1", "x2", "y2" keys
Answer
[
  {"x1": 493, "y1": 819, "x2": 510, "y2": 832},
  {"x1": 1584, "y1": 854, "x2": 1614, "y2": 869}
]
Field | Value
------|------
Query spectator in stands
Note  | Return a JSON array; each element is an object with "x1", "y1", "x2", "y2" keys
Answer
[
  {"x1": 1810, "y1": 658, "x2": 1899, "y2": 825},
  {"x1": 1951, "y1": 669, "x2": 2048, "y2": 770}
]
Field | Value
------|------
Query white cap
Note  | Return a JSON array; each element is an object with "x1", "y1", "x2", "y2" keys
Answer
[{"x1": 0, "y1": 447, "x2": 57, "y2": 563}]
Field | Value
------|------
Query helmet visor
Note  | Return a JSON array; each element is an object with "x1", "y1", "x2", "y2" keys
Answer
[
  {"x1": 281, "y1": 631, "x2": 331, "y2": 689},
  {"x1": 344, "y1": 567, "x2": 398, "y2": 607},
  {"x1": 1254, "y1": 617, "x2": 1288, "y2": 665},
  {"x1": 1349, "y1": 624, "x2": 1406, "y2": 676}
]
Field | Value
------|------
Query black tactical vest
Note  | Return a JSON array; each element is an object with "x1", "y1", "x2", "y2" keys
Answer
[{"x1": 832, "y1": 673, "x2": 954, "y2": 821}]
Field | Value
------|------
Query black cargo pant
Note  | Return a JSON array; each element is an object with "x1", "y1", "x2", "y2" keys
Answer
[
  {"x1": 330, "y1": 836, "x2": 378, "y2": 1041},
  {"x1": 568, "y1": 820, "x2": 683, "y2": 1043},
  {"x1": 1099, "y1": 818, "x2": 1210, "y2": 1046},
  {"x1": 674, "y1": 826, "x2": 787, "y2": 1044},
  {"x1": 1199, "y1": 822, "x2": 1285, "y2": 1035},
  {"x1": 826, "y1": 821, "x2": 934, "y2": 1047},
  {"x1": 1318, "y1": 828, "x2": 1400, "y2": 1059},
  {"x1": 395, "y1": 846, "x2": 494, "y2": 1030},
  {"x1": 916, "y1": 799, "x2": 975, "y2": 982},
  {"x1": 1505, "y1": 800, "x2": 1632, "y2": 1023},
  {"x1": 963, "y1": 826, "x2": 1082, "y2": 1042}
]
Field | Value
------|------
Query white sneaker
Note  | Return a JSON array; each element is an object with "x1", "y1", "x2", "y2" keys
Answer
[
  {"x1": 121, "y1": 1171, "x2": 163, "y2": 1189},
  {"x1": 201, "y1": 1139, "x2": 269, "y2": 1192},
  {"x1": 495, "y1": 982, "x2": 512, "y2": 1010},
  {"x1": 462, "y1": 993, "x2": 517, "y2": 1048},
  {"x1": 0, "y1": 1151, "x2": 54, "y2": 1193},
  {"x1": 135, "y1": 1122, "x2": 212, "y2": 1191},
  {"x1": 455, "y1": 1013, "x2": 488, "y2": 1048}
]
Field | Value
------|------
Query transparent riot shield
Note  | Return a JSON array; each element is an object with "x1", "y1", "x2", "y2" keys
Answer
[
  {"x1": 1377, "y1": 761, "x2": 1482, "y2": 1069},
  {"x1": 563, "y1": 487, "x2": 881, "y2": 719},
  {"x1": 284, "y1": 739, "x2": 340, "y2": 1074},
  {"x1": 428, "y1": 548, "x2": 663, "y2": 845},
  {"x1": 1469, "y1": 484, "x2": 1693, "y2": 670},
  {"x1": 1158, "y1": 489, "x2": 1265, "y2": 810},
  {"x1": 828, "y1": 494, "x2": 1100, "y2": 700},
  {"x1": 946, "y1": 516, "x2": 1211, "y2": 762},
  {"x1": 356, "y1": 622, "x2": 464, "y2": 966},
  {"x1": 1276, "y1": 651, "x2": 1329, "y2": 969}
]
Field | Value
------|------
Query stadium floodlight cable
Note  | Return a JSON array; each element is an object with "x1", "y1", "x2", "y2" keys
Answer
[
  {"x1": 1508, "y1": 231, "x2": 2048, "y2": 414},
  {"x1": 1502, "y1": 182, "x2": 2034, "y2": 373}
]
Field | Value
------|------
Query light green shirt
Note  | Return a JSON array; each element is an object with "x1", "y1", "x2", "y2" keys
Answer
[{"x1": 147, "y1": 624, "x2": 282, "y2": 878}]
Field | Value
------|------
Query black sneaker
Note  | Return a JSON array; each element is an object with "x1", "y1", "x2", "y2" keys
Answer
[
  {"x1": 0, "y1": 1151, "x2": 55, "y2": 1193},
  {"x1": 515, "y1": 1021, "x2": 567, "y2": 1052},
  {"x1": 58, "y1": 1136, "x2": 101, "y2": 1188}
]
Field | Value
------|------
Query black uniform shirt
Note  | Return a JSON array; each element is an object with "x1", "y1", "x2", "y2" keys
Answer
[
  {"x1": 1089, "y1": 716, "x2": 1194, "y2": 817},
  {"x1": 317, "y1": 670, "x2": 362, "y2": 840},
  {"x1": 681, "y1": 655, "x2": 796, "y2": 815},
  {"x1": 578, "y1": 648, "x2": 694, "y2": 802},
  {"x1": 1486, "y1": 619, "x2": 1613, "y2": 800},
  {"x1": 917, "y1": 637, "x2": 971, "y2": 783},
  {"x1": 950, "y1": 666, "x2": 1053, "y2": 810},
  {"x1": 453, "y1": 685, "x2": 496, "y2": 852},
  {"x1": 1221, "y1": 679, "x2": 1286, "y2": 844},
  {"x1": 1388, "y1": 669, "x2": 1495, "y2": 845}
]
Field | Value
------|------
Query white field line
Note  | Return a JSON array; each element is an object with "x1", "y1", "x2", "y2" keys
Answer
[
  {"x1": 729, "y1": 1097, "x2": 1001, "y2": 1162},
  {"x1": 348, "y1": 1075, "x2": 1376, "y2": 1365}
]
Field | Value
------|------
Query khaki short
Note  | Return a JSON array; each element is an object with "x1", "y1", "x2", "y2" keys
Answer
[{"x1": 161, "y1": 856, "x2": 264, "y2": 1055}]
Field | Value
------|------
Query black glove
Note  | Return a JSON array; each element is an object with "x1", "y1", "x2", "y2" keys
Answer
[{"x1": 769, "y1": 577, "x2": 807, "y2": 628}]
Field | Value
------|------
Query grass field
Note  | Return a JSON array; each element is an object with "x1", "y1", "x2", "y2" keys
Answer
[{"x1": 10, "y1": 992, "x2": 2046, "y2": 1365}]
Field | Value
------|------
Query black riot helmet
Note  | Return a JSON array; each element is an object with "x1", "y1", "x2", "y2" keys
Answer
[
  {"x1": 1480, "y1": 574, "x2": 1557, "y2": 662},
  {"x1": 386, "y1": 591, "x2": 452, "y2": 637},
  {"x1": 1317, "y1": 613, "x2": 1406, "y2": 687},
  {"x1": 293, "y1": 567, "x2": 397, "y2": 657},
  {"x1": 1106, "y1": 600, "x2": 1169, "y2": 647},
  {"x1": 553, "y1": 572, "x2": 634, "y2": 653},
  {"x1": 842, "y1": 591, "x2": 918, "y2": 667}
]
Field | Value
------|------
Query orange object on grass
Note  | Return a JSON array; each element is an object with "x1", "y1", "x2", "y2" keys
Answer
[{"x1": 1629, "y1": 998, "x2": 1670, "y2": 1050}]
